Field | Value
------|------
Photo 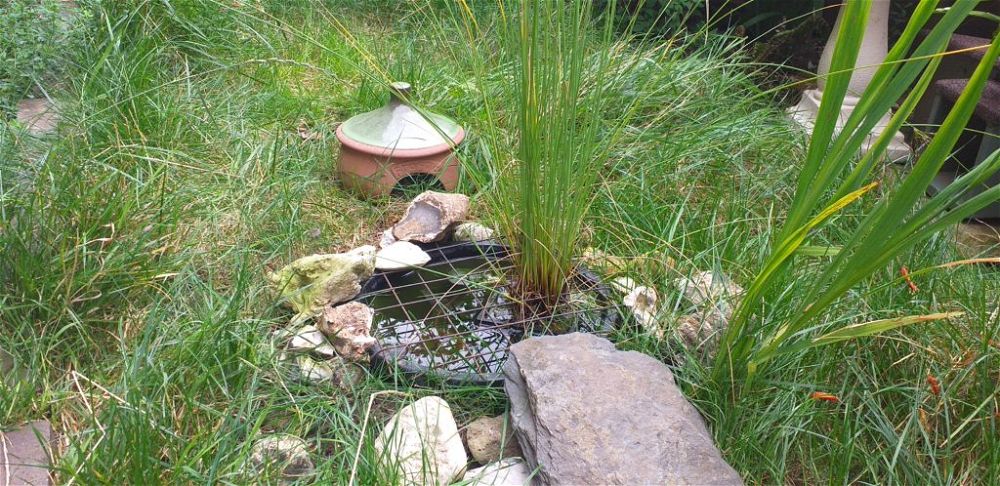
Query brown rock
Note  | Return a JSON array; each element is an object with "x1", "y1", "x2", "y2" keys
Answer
[
  {"x1": 465, "y1": 415, "x2": 522, "y2": 465},
  {"x1": 392, "y1": 191, "x2": 470, "y2": 243},
  {"x1": 317, "y1": 302, "x2": 376, "y2": 362},
  {"x1": 675, "y1": 307, "x2": 729, "y2": 356}
]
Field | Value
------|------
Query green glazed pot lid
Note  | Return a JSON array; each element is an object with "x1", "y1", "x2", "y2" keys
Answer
[{"x1": 340, "y1": 82, "x2": 462, "y2": 151}]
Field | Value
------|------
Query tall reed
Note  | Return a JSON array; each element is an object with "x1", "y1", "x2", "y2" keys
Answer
[
  {"x1": 715, "y1": 0, "x2": 1000, "y2": 388},
  {"x1": 450, "y1": 0, "x2": 666, "y2": 304}
]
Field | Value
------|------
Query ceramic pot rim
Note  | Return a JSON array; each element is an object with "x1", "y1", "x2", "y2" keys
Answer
[{"x1": 336, "y1": 124, "x2": 466, "y2": 158}]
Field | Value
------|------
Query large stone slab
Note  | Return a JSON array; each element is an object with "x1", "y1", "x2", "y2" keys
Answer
[
  {"x1": 504, "y1": 333, "x2": 742, "y2": 485},
  {"x1": 391, "y1": 191, "x2": 469, "y2": 243},
  {"x1": 0, "y1": 420, "x2": 53, "y2": 486}
]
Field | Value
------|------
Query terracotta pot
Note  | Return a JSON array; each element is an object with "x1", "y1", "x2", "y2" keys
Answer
[{"x1": 336, "y1": 82, "x2": 465, "y2": 197}]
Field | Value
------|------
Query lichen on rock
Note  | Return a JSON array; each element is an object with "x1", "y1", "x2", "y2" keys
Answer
[{"x1": 268, "y1": 246, "x2": 375, "y2": 320}]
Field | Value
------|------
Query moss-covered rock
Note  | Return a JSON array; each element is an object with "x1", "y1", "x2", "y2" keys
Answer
[{"x1": 269, "y1": 246, "x2": 375, "y2": 319}]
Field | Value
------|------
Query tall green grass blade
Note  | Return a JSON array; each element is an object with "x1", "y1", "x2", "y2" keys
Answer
[
  {"x1": 756, "y1": 312, "x2": 965, "y2": 365},
  {"x1": 834, "y1": 54, "x2": 943, "y2": 199},
  {"x1": 719, "y1": 0, "x2": 1000, "y2": 382}
]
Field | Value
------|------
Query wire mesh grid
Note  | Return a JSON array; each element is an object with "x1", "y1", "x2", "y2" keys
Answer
[{"x1": 357, "y1": 241, "x2": 620, "y2": 386}]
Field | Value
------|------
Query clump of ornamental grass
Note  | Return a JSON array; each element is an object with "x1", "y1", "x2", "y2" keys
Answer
[
  {"x1": 441, "y1": 0, "x2": 678, "y2": 306},
  {"x1": 321, "y1": 0, "x2": 681, "y2": 308},
  {"x1": 714, "y1": 0, "x2": 1000, "y2": 389}
]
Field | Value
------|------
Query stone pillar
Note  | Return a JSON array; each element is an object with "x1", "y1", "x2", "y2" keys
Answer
[{"x1": 788, "y1": 1, "x2": 912, "y2": 161}]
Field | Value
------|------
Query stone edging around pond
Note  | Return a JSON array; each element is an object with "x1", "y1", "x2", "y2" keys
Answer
[{"x1": 249, "y1": 190, "x2": 746, "y2": 484}]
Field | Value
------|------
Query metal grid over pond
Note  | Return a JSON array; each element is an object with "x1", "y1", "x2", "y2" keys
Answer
[{"x1": 356, "y1": 241, "x2": 620, "y2": 386}]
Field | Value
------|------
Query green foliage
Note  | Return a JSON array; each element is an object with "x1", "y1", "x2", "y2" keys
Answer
[
  {"x1": 716, "y1": 0, "x2": 1000, "y2": 384},
  {"x1": 0, "y1": 0, "x2": 68, "y2": 113},
  {"x1": 597, "y1": 0, "x2": 705, "y2": 34},
  {"x1": 443, "y1": 0, "x2": 673, "y2": 303}
]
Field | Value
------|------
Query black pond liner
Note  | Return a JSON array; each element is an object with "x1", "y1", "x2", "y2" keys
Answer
[{"x1": 356, "y1": 240, "x2": 621, "y2": 387}]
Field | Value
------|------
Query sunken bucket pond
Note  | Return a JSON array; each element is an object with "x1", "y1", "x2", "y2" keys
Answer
[{"x1": 356, "y1": 241, "x2": 620, "y2": 386}]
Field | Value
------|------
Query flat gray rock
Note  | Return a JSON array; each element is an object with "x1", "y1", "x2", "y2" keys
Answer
[
  {"x1": 464, "y1": 415, "x2": 522, "y2": 465},
  {"x1": 0, "y1": 420, "x2": 53, "y2": 486},
  {"x1": 504, "y1": 333, "x2": 742, "y2": 485}
]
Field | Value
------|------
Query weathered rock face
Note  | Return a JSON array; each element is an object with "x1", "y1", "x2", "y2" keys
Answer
[
  {"x1": 317, "y1": 302, "x2": 376, "y2": 362},
  {"x1": 611, "y1": 277, "x2": 662, "y2": 335},
  {"x1": 671, "y1": 270, "x2": 741, "y2": 357},
  {"x1": 675, "y1": 270, "x2": 742, "y2": 311},
  {"x1": 452, "y1": 222, "x2": 494, "y2": 242},
  {"x1": 292, "y1": 354, "x2": 335, "y2": 384},
  {"x1": 282, "y1": 353, "x2": 366, "y2": 388},
  {"x1": 465, "y1": 415, "x2": 523, "y2": 465},
  {"x1": 0, "y1": 420, "x2": 53, "y2": 486},
  {"x1": 392, "y1": 191, "x2": 470, "y2": 243},
  {"x1": 462, "y1": 458, "x2": 533, "y2": 486},
  {"x1": 247, "y1": 434, "x2": 315, "y2": 481},
  {"x1": 675, "y1": 308, "x2": 729, "y2": 354},
  {"x1": 504, "y1": 333, "x2": 743, "y2": 485},
  {"x1": 620, "y1": 281, "x2": 659, "y2": 330},
  {"x1": 374, "y1": 396, "x2": 468, "y2": 486},
  {"x1": 269, "y1": 246, "x2": 375, "y2": 318},
  {"x1": 376, "y1": 241, "x2": 431, "y2": 271},
  {"x1": 379, "y1": 228, "x2": 398, "y2": 248},
  {"x1": 327, "y1": 357, "x2": 367, "y2": 388}
]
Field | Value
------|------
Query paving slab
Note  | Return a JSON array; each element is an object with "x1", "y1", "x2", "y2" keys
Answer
[
  {"x1": 15, "y1": 99, "x2": 59, "y2": 136},
  {"x1": 0, "y1": 420, "x2": 53, "y2": 486}
]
